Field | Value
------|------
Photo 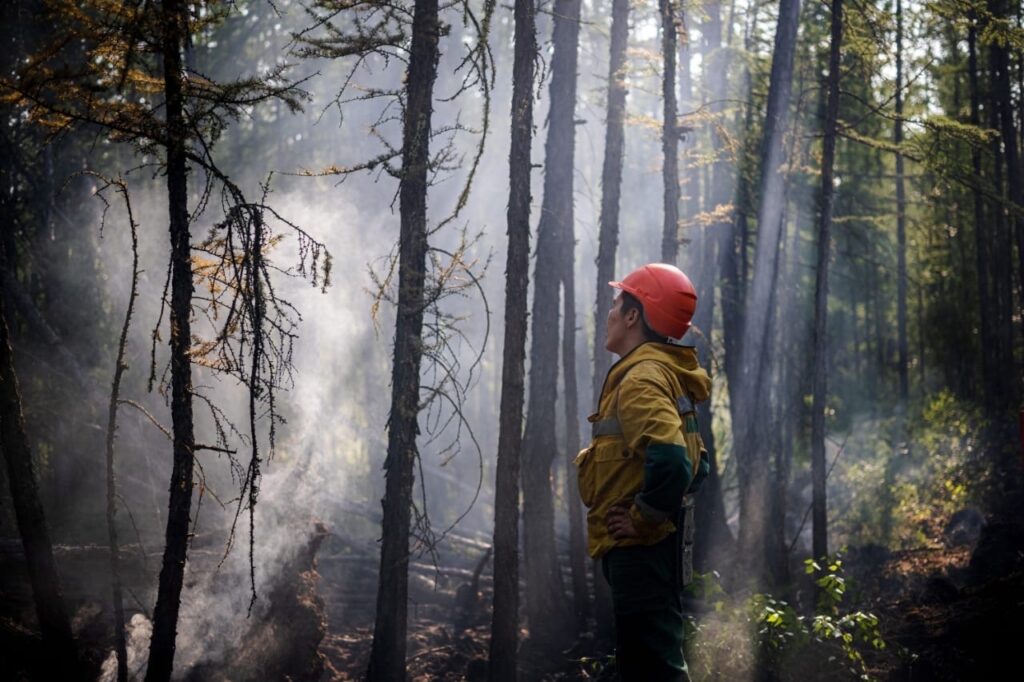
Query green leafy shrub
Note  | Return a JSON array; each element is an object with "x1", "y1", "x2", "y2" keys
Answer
[{"x1": 686, "y1": 557, "x2": 886, "y2": 681}]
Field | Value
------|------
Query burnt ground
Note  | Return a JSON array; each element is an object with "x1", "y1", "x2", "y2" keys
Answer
[
  {"x1": 2, "y1": 512, "x2": 1023, "y2": 680},
  {"x1": 315, "y1": 518, "x2": 1024, "y2": 681},
  {"x1": 849, "y1": 522, "x2": 1024, "y2": 681}
]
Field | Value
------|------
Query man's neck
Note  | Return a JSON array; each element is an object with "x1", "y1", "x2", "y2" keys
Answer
[{"x1": 616, "y1": 335, "x2": 647, "y2": 359}]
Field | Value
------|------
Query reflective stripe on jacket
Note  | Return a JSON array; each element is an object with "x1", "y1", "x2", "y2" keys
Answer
[{"x1": 574, "y1": 342, "x2": 711, "y2": 559}]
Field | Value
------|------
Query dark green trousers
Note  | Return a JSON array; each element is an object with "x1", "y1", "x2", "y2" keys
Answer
[{"x1": 601, "y1": 533, "x2": 691, "y2": 682}]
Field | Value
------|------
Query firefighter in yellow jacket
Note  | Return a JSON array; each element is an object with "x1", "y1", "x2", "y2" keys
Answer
[{"x1": 575, "y1": 263, "x2": 711, "y2": 682}]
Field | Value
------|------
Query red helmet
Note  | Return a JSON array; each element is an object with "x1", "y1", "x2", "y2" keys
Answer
[{"x1": 610, "y1": 263, "x2": 698, "y2": 339}]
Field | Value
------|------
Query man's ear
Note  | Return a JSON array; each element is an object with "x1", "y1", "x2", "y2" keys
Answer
[{"x1": 624, "y1": 307, "x2": 639, "y2": 327}]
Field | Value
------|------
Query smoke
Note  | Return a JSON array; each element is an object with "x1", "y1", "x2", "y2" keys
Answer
[
  {"x1": 98, "y1": 614, "x2": 152, "y2": 682},
  {"x1": 23, "y1": 0, "x2": 878, "y2": 675}
]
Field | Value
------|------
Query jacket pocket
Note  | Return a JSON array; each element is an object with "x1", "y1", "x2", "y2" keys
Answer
[
  {"x1": 574, "y1": 446, "x2": 596, "y2": 508},
  {"x1": 577, "y1": 438, "x2": 634, "y2": 509}
]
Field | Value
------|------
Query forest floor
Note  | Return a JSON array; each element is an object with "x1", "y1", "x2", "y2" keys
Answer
[
  {"x1": 2, "y1": 506, "x2": 1022, "y2": 681},
  {"x1": 315, "y1": 515, "x2": 1024, "y2": 681}
]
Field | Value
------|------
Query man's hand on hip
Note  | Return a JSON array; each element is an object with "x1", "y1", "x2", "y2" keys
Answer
[{"x1": 606, "y1": 503, "x2": 639, "y2": 540}]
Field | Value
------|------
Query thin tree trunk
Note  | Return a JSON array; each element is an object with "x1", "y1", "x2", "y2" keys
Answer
[
  {"x1": 679, "y1": 6, "x2": 699, "y2": 230},
  {"x1": 592, "y1": 0, "x2": 630, "y2": 408},
  {"x1": 0, "y1": 274, "x2": 79, "y2": 678},
  {"x1": 553, "y1": 6, "x2": 586, "y2": 622},
  {"x1": 489, "y1": 0, "x2": 535, "y2": 677},
  {"x1": 562, "y1": 235, "x2": 589, "y2": 629},
  {"x1": 895, "y1": 0, "x2": 908, "y2": 404},
  {"x1": 873, "y1": 264, "x2": 885, "y2": 395},
  {"x1": 589, "y1": 0, "x2": 629, "y2": 640},
  {"x1": 917, "y1": 285, "x2": 926, "y2": 390},
  {"x1": 736, "y1": 0, "x2": 802, "y2": 588},
  {"x1": 660, "y1": 0, "x2": 680, "y2": 263},
  {"x1": 366, "y1": 2, "x2": 439, "y2": 680},
  {"x1": 105, "y1": 181, "x2": 140, "y2": 682},
  {"x1": 811, "y1": 0, "x2": 843, "y2": 567},
  {"x1": 521, "y1": 0, "x2": 580, "y2": 656},
  {"x1": 146, "y1": 2, "x2": 196, "y2": 678}
]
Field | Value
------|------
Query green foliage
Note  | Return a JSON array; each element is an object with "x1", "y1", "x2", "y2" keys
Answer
[
  {"x1": 572, "y1": 653, "x2": 617, "y2": 679},
  {"x1": 831, "y1": 390, "x2": 986, "y2": 551},
  {"x1": 685, "y1": 562, "x2": 886, "y2": 681},
  {"x1": 807, "y1": 556, "x2": 886, "y2": 678}
]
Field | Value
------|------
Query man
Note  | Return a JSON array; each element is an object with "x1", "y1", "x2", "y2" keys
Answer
[{"x1": 575, "y1": 263, "x2": 711, "y2": 681}]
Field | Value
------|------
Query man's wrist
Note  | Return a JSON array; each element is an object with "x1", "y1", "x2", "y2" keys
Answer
[{"x1": 632, "y1": 494, "x2": 669, "y2": 525}]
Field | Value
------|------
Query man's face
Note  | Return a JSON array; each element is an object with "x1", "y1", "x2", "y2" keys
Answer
[{"x1": 604, "y1": 293, "x2": 630, "y2": 355}]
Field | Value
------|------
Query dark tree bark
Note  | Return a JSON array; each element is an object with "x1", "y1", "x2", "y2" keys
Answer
[
  {"x1": 545, "y1": 1, "x2": 587, "y2": 634},
  {"x1": 489, "y1": 0, "x2": 535, "y2": 678},
  {"x1": 719, "y1": 0, "x2": 762, "y2": 441},
  {"x1": 984, "y1": 17, "x2": 1017, "y2": 409},
  {"x1": 811, "y1": 0, "x2": 843, "y2": 568},
  {"x1": 735, "y1": 0, "x2": 802, "y2": 588},
  {"x1": 990, "y1": 0, "x2": 1023, "y2": 402},
  {"x1": 660, "y1": 0, "x2": 680, "y2": 263},
  {"x1": 895, "y1": 0, "x2": 908, "y2": 404},
  {"x1": 693, "y1": 0, "x2": 735, "y2": 575},
  {"x1": 562, "y1": 224, "x2": 589, "y2": 630},
  {"x1": 591, "y1": 0, "x2": 630, "y2": 411},
  {"x1": 146, "y1": 2, "x2": 197, "y2": 679},
  {"x1": 872, "y1": 264, "x2": 885, "y2": 397},
  {"x1": 589, "y1": 0, "x2": 630, "y2": 638},
  {"x1": 520, "y1": 0, "x2": 581, "y2": 657},
  {"x1": 366, "y1": 1, "x2": 439, "y2": 680},
  {"x1": 0, "y1": 276, "x2": 79, "y2": 679},
  {"x1": 917, "y1": 285, "x2": 926, "y2": 391}
]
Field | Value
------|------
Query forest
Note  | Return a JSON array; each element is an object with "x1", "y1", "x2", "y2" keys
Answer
[{"x1": 0, "y1": 0, "x2": 1022, "y2": 680}]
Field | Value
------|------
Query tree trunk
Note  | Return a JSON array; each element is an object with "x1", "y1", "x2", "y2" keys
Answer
[
  {"x1": 589, "y1": 0, "x2": 630, "y2": 640},
  {"x1": 719, "y1": 0, "x2": 761, "y2": 454},
  {"x1": 660, "y1": 0, "x2": 680, "y2": 263},
  {"x1": 591, "y1": 0, "x2": 630, "y2": 411},
  {"x1": 562, "y1": 225, "x2": 589, "y2": 630},
  {"x1": 991, "y1": 0, "x2": 1023, "y2": 403},
  {"x1": 811, "y1": 0, "x2": 842, "y2": 568},
  {"x1": 551, "y1": 4, "x2": 586, "y2": 627},
  {"x1": 521, "y1": 0, "x2": 580, "y2": 657},
  {"x1": 679, "y1": 6, "x2": 698, "y2": 229},
  {"x1": 986, "y1": 24, "x2": 1016, "y2": 409},
  {"x1": 489, "y1": 0, "x2": 535, "y2": 678},
  {"x1": 0, "y1": 273, "x2": 79, "y2": 678},
  {"x1": 365, "y1": 2, "x2": 439, "y2": 681},
  {"x1": 105, "y1": 183, "x2": 139, "y2": 682},
  {"x1": 735, "y1": 0, "x2": 802, "y2": 588},
  {"x1": 895, "y1": 0, "x2": 908, "y2": 404},
  {"x1": 145, "y1": 2, "x2": 197, "y2": 679},
  {"x1": 967, "y1": 17, "x2": 997, "y2": 409},
  {"x1": 693, "y1": 0, "x2": 735, "y2": 575}
]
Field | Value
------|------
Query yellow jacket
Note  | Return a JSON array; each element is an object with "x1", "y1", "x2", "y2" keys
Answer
[{"x1": 574, "y1": 342, "x2": 711, "y2": 559}]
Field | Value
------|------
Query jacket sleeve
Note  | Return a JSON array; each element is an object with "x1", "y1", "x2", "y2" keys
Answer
[
  {"x1": 689, "y1": 450, "x2": 709, "y2": 493},
  {"x1": 617, "y1": 364, "x2": 692, "y2": 525}
]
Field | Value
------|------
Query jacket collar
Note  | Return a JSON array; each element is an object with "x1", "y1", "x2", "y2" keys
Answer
[{"x1": 598, "y1": 341, "x2": 711, "y2": 404}]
